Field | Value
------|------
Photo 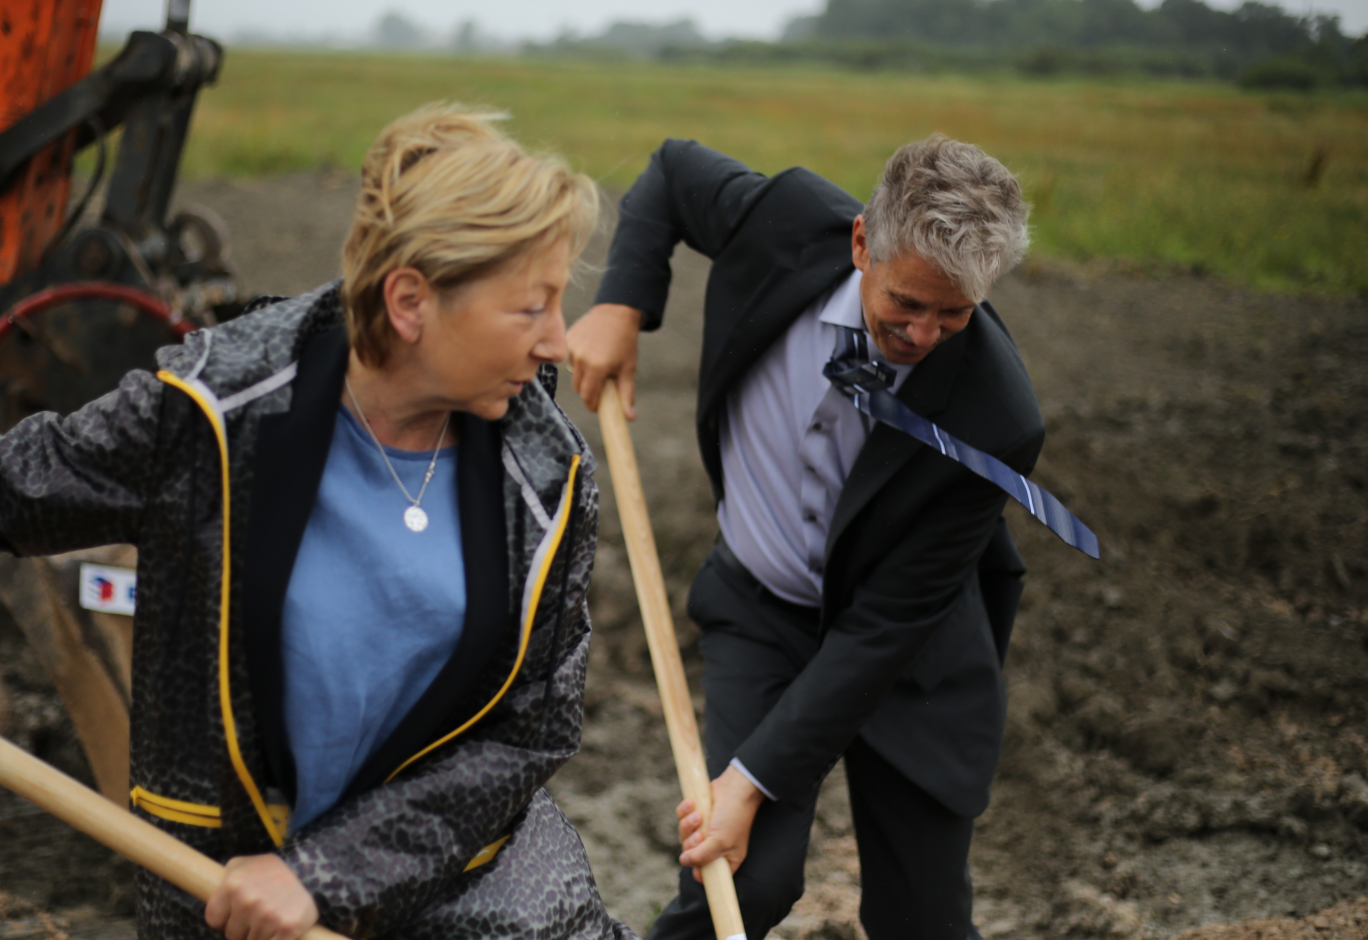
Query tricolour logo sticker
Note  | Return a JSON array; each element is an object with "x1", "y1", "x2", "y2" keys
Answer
[{"x1": 79, "y1": 563, "x2": 136, "y2": 616}]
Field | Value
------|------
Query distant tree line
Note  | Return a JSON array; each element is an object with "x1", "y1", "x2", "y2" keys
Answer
[
  {"x1": 524, "y1": 20, "x2": 710, "y2": 59},
  {"x1": 800, "y1": 0, "x2": 1326, "y2": 52},
  {"x1": 226, "y1": 2, "x2": 1368, "y2": 90},
  {"x1": 750, "y1": 0, "x2": 1368, "y2": 88}
]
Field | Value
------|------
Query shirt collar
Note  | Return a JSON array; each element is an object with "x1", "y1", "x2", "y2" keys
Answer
[
  {"x1": 819, "y1": 268, "x2": 914, "y2": 383},
  {"x1": 818, "y1": 268, "x2": 866, "y2": 331}
]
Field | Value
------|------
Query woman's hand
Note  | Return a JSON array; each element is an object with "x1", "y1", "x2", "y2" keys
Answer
[
  {"x1": 205, "y1": 854, "x2": 319, "y2": 940},
  {"x1": 566, "y1": 303, "x2": 643, "y2": 419},
  {"x1": 675, "y1": 765, "x2": 765, "y2": 882}
]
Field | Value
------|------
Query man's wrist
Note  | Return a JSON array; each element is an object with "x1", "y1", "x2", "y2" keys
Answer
[
  {"x1": 728, "y1": 757, "x2": 776, "y2": 802},
  {"x1": 601, "y1": 303, "x2": 643, "y2": 329}
]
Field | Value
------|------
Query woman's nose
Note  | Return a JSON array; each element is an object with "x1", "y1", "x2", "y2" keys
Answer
[{"x1": 535, "y1": 305, "x2": 568, "y2": 363}]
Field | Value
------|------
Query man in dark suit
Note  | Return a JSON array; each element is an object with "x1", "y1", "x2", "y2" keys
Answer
[{"x1": 568, "y1": 136, "x2": 1044, "y2": 940}]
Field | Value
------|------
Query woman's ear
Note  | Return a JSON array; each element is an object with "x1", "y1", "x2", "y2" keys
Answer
[{"x1": 382, "y1": 267, "x2": 432, "y2": 346}]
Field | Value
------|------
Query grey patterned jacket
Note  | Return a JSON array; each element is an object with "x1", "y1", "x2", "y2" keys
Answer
[{"x1": 0, "y1": 283, "x2": 636, "y2": 940}]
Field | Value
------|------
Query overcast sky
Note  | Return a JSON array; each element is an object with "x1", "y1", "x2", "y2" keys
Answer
[{"x1": 99, "y1": 0, "x2": 1368, "y2": 42}]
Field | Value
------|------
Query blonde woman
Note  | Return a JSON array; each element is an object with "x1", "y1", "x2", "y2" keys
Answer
[{"x1": 0, "y1": 104, "x2": 635, "y2": 940}]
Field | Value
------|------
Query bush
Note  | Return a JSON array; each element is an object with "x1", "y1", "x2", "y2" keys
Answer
[
  {"x1": 1350, "y1": 35, "x2": 1368, "y2": 86},
  {"x1": 1238, "y1": 54, "x2": 1326, "y2": 89},
  {"x1": 1019, "y1": 47, "x2": 1073, "y2": 76}
]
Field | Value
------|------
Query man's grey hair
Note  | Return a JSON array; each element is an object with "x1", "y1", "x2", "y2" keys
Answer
[{"x1": 863, "y1": 134, "x2": 1030, "y2": 303}]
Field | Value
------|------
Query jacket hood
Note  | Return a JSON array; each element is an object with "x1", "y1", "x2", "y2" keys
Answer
[{"x1": 156, "y1": 281, "x2": 345, "y2": 397}]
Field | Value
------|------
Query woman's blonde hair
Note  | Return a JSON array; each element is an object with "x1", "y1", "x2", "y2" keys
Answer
[{"x1": 341, "y1": 103, "x2": 599, "y2": 366}]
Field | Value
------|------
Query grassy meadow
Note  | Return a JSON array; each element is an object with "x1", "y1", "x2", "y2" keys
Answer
[{"x1": 172, "y1": 51, "x2": 1366, "y2": 295}]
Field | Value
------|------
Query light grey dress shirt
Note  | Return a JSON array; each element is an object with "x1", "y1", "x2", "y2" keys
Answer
[{"x1": 717, "y1": 269, "x2": 913, "y2": 607}]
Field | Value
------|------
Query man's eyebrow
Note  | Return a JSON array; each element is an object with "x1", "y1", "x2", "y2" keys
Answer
[
  {"x1": 885, "y1": 288, "x2": 927, "y2": 309},
  {"x1": 886, "y1": 288, "x2": 973, "y2": 314}
]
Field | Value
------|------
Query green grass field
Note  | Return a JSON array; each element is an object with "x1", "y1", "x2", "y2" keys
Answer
[{"x1": 174, "y1": 51, "x2": 1367, "y2": 295}]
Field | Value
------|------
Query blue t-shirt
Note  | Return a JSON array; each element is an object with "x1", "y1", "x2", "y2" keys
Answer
[{"x1": 281, "y1": 406, "x2": 465, "y2": 833}]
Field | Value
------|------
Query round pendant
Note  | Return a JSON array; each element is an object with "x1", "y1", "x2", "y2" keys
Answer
[{"x1": 404, "y1": 505, "x2": 429, "y2": 532}]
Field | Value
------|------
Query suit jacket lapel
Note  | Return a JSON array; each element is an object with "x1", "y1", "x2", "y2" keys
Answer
[
  {"x1": 698, "y1": 232, "x2": 855, "y2": 424},
  {"x1": 243, "y1": 324, "x2": 350, "y2": 801},
  {"x1": 699, "y1": 261, "x2": 795, "y2": 422},
  {"x1": 825, "y1": 311, "x2": 972, "y2": 556}
]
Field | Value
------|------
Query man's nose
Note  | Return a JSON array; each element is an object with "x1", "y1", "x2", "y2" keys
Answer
[
  {"x1": 536, "y1": 305, "x2": 569, "y2": 363},
  {"x1": 907, "y1": 312, "x2": 939, "y2": 346}
]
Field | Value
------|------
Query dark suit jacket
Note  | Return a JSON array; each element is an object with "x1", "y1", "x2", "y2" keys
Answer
[{"x1": 595, "y1": 140, "x2": 1043, "y2": 817}]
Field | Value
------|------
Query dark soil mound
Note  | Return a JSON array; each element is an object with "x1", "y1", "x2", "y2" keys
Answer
[{"x1": 2, "y1": 172, "x2": 1364, "y2": 939}]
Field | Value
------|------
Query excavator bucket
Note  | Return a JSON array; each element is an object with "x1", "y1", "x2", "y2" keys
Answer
[{"x1": 0, "y1": 0, "x2": 105, "y2": 284}]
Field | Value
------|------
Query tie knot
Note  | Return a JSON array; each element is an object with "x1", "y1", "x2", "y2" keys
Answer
[{"x1": 824, "y1": 325, "x2": 895, "y2": 395}]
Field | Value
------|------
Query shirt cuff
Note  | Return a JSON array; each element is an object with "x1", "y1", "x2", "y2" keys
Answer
[{"x1": 729, "y1": 757, "x2": 777, "y2": 801}]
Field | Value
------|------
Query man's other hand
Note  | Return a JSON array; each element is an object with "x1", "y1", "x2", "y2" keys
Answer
[
  {"x1": 205, "y1": 854, "x2": 319, "y2": 940},
  {"x1": 675, "y1": 764, "x2": 765, "y2": 882},
  {"x1": 566, "y1": 303, "x2": 643, "y2": 419}
]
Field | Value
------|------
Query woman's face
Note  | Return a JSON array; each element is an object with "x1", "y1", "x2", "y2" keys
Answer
[{"x1": 406, "y1": 240, "x2": 571, "y2": 421}]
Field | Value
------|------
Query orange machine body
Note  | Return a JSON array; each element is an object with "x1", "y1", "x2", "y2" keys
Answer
[{"x1": 0, "y1": 0, "x2": 104, "y2": 285}]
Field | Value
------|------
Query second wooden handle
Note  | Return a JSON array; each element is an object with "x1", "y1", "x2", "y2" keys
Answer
[
  {"x1": 0, "y1": 735, "x2": 348, "y2": 940},
  {"x1": 597, "y1": 380, "x2": 747, "y2": 940}
]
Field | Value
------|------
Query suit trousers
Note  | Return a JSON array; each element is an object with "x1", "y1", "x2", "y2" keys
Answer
[{"x1": 647, "y1": 544, "x2": 979, "y2": 940}]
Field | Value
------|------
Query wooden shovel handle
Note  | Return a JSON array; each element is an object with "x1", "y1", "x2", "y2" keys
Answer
[
  {"x1": 596, "y1": 380, "x2": 748, "y2": 940},
  {"x1": 0, "y1": 735, "x2": 348, "y2": 940}
]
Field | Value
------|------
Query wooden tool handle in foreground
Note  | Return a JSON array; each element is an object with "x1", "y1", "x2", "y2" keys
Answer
[
  {"x1": 0, "y1": 735, "x2": 348, "y2": 940},
  {"x1": 597, "y1": 380, "x2": 748, "y2": 940}
]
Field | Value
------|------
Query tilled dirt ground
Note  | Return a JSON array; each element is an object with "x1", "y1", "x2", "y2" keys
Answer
[{"x1": 2, "y1": 170, "x2": 1366, "y2": 940}]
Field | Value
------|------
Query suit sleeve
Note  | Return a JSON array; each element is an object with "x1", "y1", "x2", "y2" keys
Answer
[
  {"x1": 593, "y1": 138, "x2": 770, "y2": 331},
  {"x1": 0, "y1": 369, "x2": 164, "y2": 555},
  {"x1": 732, "y1": 431, "x2": 1043, "y2": 804}
]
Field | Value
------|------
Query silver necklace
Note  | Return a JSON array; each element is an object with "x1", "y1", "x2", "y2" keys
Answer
[{"x1": 344, "y1": 377, "x2": 451, "y2": 533}]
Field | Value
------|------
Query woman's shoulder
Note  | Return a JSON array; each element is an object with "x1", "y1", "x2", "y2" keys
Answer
[
  {"x1": 155, "y1": 281, "x2": 344, "y2": 404},
  {"x1": 501, "y1": 373, "x2": 597, "y2": 495}
]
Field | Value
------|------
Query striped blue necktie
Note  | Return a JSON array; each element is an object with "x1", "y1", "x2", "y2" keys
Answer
[{"x1": 824, "y1": 325, "x2": 1099, "y2": 559}]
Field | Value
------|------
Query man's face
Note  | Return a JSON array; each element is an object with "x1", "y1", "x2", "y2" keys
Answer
[{"x1": 851, "y1": 216, "x2": 976, "y2": 366}]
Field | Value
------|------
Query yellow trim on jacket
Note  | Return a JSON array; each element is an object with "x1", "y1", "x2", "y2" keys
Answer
[
  {"x1": 130, "y1": 786, "x2": 222, "y2": 828},
  {"x1": 157, "y1": 370, "x2": 287, "y2": 847},
  {"x1": 130, "y1": 786, "x2": 502, "y2": 870},
  {"x1": 461, "y1": 835, "x2": 511, "y2": 873}
]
